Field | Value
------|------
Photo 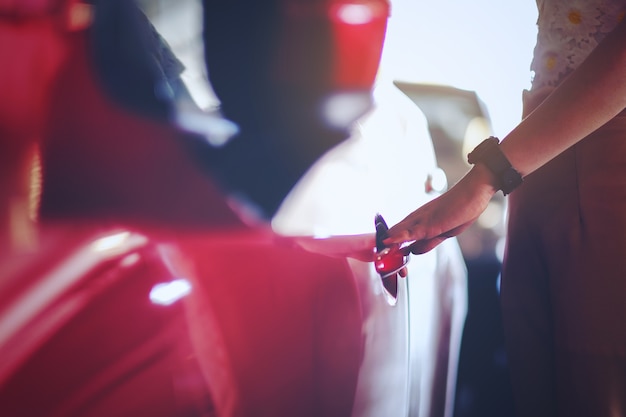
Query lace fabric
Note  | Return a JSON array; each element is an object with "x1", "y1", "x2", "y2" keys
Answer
[{"x1": 530, "y1": 0, "x2": 626, "y2": 91}]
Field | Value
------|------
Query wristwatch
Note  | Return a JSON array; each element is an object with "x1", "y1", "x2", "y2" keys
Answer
[{"x1": 467, "y1": 136, "x2": 523, "y2": 195}]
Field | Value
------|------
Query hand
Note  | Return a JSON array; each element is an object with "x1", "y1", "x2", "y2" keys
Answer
[{"x1": 384, "y1": 165, "x2": 498, "y2": 254}]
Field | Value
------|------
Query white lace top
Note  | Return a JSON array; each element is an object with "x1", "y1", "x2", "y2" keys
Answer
[{"x1": 530, "y1": 0, "x2": 626, "y2": 91}]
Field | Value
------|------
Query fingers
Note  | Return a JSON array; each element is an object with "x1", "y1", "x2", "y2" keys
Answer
[
  {"x1": 397, "y1": 221, "x2": 472, "y2": 255},
  {"x1": 383, "y1": 216, "x2": 470, "y2": 255},
  {"x1": 384, "y1": 223, "x2": 429, "y2": 248},
  {"x1": 382, "y1": 190, "x2": 486, "y2": 252},
  {"x1": 383, "y1": 199, "x2": 440, "y2": 244},
  {"x1": 384, "y1": 219, "x2": 425, "y2": 245},
  {"x1": 408, "y1": 236, "x2": 448, "y2": 254}
]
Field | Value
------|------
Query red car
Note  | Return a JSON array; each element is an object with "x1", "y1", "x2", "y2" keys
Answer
[{"x1": 0, "y1": 0, "x2": 466, "y2": 416}]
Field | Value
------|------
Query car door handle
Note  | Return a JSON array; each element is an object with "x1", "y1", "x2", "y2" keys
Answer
[{"x1": 373, "y1": 214, "x2": 409, "y2": 299}]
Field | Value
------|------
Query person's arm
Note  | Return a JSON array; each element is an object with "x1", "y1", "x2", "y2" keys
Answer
[
  {"x1": 501, "y1": 18, "x2": 626, "y2": 177},
  {"x1": 384, "y1": 19, "x2": 626, "y2": 253}
]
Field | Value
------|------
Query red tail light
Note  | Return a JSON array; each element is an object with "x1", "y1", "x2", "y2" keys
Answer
[
  {"x1": 277, "y1": 0, "x2": 390, "y2": 90},
  {"x1": 328, "y1": 0, "x2": 389, "y2": 88}
]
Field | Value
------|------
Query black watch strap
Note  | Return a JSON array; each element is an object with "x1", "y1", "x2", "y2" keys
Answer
[{"x1": 467, "y1": 136, "x2": 523, "y2": 195}]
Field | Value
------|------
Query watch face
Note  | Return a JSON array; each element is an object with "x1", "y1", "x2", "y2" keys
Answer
[{"x1": 500, "y1": 167, "x2": 523, "y2": 195}]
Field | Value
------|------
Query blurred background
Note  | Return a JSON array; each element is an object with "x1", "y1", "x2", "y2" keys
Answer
[
  {"x1": 141, "y1": 1, "x2": 538, "y2": 415},
  {"x1": 379, "y1": 2, "x2": 537, "y2": 417}
]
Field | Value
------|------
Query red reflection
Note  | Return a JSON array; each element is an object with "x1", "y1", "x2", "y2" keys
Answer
[
  {"x1": 329, "y1": 0, "x2": 389, "y2": 88},
  {"x1": 278, "y1": 0, "x2": 390, "y2": 90},
  {"x1": 374, "y1": 245, "x2": 408, "y2": 278}
]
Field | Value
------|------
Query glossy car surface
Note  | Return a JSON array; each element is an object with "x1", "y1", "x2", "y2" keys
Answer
[
  {"x1": 273, "y1": 82, "x2": 467, "y2": 417},
  {"x1": 0, "y1": 223, "x2": 412, "y2": 416},
  {"x1": 0, "y1": 1, "x2": 467, "y2": 416}
]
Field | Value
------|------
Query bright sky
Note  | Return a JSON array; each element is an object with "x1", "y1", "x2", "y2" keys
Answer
[{"x1": 379, "y1": 0, "x2": 538, "y2": 137}]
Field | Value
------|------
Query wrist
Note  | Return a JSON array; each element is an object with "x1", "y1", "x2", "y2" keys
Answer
[
  {"x1": 467, "y1": 136, "x2": 523, "y2": 195},
  {"x1": 467, "y1": 162, "x2": 500, "y2": 198}
]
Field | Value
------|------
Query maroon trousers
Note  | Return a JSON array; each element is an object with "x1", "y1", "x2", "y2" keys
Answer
[{"x1": 501, "y1": 108, "x2": 626, "y2": 417}]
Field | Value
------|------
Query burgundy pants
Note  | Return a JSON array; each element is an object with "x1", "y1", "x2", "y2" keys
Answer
[{"x1": 501, "y1": 107, "x2": 626, "y2": 417}]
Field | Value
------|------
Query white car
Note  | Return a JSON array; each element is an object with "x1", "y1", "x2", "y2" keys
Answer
[{"x1": 273, "y1": 82, "x2": 468, "y2": 417}]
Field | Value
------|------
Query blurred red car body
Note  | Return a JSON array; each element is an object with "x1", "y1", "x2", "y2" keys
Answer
[
  {"x1": 0, "y1": 1, "x2": 467, "y2": 416},
  {"x1": 0, "y1": 225, "x2": 380, "y2": 417}
]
